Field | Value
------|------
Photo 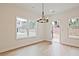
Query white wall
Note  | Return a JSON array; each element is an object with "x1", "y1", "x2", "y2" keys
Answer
[
  {"x1": 0, "y1": 4, "x2": 47, "y2": 53},
  {"x1": 55, "y1": 6, "x2": 79, "y2": 47},
  {"x1": 45, "y1": 6, "x2": 79, "y2": 47}
]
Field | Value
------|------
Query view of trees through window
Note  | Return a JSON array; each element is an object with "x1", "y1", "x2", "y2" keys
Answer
[
  {"x1": 69, "y1": 18, "x2": 79, "y2": 28},
  {"x1": 16, "y1": 17, "x2": 37, "y2": 39},
  {"x1": 69, "y1": 17, "x2": 79, "y2": 38}
]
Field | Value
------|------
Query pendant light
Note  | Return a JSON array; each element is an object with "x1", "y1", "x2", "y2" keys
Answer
[{"x1": 37, "y1": 3, "x2": 48, "y2": 23}]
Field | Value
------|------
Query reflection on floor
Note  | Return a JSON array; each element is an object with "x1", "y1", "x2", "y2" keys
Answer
[{"x1": 0, "y1": 41, "x2": 79, "y2": 56}]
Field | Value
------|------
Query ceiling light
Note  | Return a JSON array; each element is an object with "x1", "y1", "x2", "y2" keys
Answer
[{"x1": 37, "y1": 3, "x2": 48, "y2": 23}]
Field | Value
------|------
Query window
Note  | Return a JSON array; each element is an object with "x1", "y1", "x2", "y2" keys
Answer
[
  {"x1": 69, "y1": 18, "x2": 79, "y2": 28},
  {"x1": 16, "y1": 17, "x2": 37, "y2": 39},
  {"x1": 69, "y1": 17, "x2": 79, "y2": 39},
  {"x1": 28, "y1": 20, "x2": 37, "y2": 37}
]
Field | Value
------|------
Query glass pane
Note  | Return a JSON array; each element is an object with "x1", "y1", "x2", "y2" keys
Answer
[
  {"x1": 69, "y1": 18, "x2": 79, "y2": 28},
  {"x1": 16, "y1": 17, "x2": 28, "y2": 39},
  {"x1": 28, "y1": 20, "x2": 37, "y2": 37},
  {"x1": 29, "y1": 29, "x2": 36, "y2": 37},
  {"x1": 28, "y1": 20, "x2": 36, "y2": 29},
  {"x1": 69, "y1": 17, "x2": 79, "y2": 39}
]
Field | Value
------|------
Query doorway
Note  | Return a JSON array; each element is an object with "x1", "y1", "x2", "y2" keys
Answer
[{"x1": 51, "y1": 20, "x2": 60, "y2": 42}]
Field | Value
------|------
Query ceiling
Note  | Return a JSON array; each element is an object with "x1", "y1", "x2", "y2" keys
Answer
[
  {"x1": 1, "y1": 3, "x2": 79, "y2": 16},
  {"x1": 16, "y1": 3, "x2": 79, "y2": 16}
]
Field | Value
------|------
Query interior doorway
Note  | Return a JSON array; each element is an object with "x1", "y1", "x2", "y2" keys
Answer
[{"x1": 51, "y1": 20, "x2": 60, "y2": 42}]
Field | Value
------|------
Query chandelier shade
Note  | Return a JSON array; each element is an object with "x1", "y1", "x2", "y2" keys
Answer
[{"x1": 37, "y1": 3, "x2": 48, "y2": 23}]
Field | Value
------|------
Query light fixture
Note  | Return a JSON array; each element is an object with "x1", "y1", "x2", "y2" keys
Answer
[{"x1": 37, "y1": 3, "x2": 48, "y2": 23}]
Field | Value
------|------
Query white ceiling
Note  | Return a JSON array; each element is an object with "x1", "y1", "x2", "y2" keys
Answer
[
  {"x1": 1, "y1": 3, "x2": 79, "y2": 16},
  {"x1": 15, "y1": 3, "x2": 79, "y2": 16}
]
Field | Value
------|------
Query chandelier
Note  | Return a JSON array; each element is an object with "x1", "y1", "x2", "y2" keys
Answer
[{"x1": 37, "y1": 3, "x2": 48, "y2": 23}]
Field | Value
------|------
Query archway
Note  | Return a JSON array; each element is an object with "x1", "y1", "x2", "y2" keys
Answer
[{"x1": 51, "y1": 20, "x2": 60, "y2": 42}]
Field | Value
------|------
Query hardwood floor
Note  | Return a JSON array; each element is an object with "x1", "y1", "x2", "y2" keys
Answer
[{"x1": 0, "y1": 41, "x2": 79, "y2": 56}]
